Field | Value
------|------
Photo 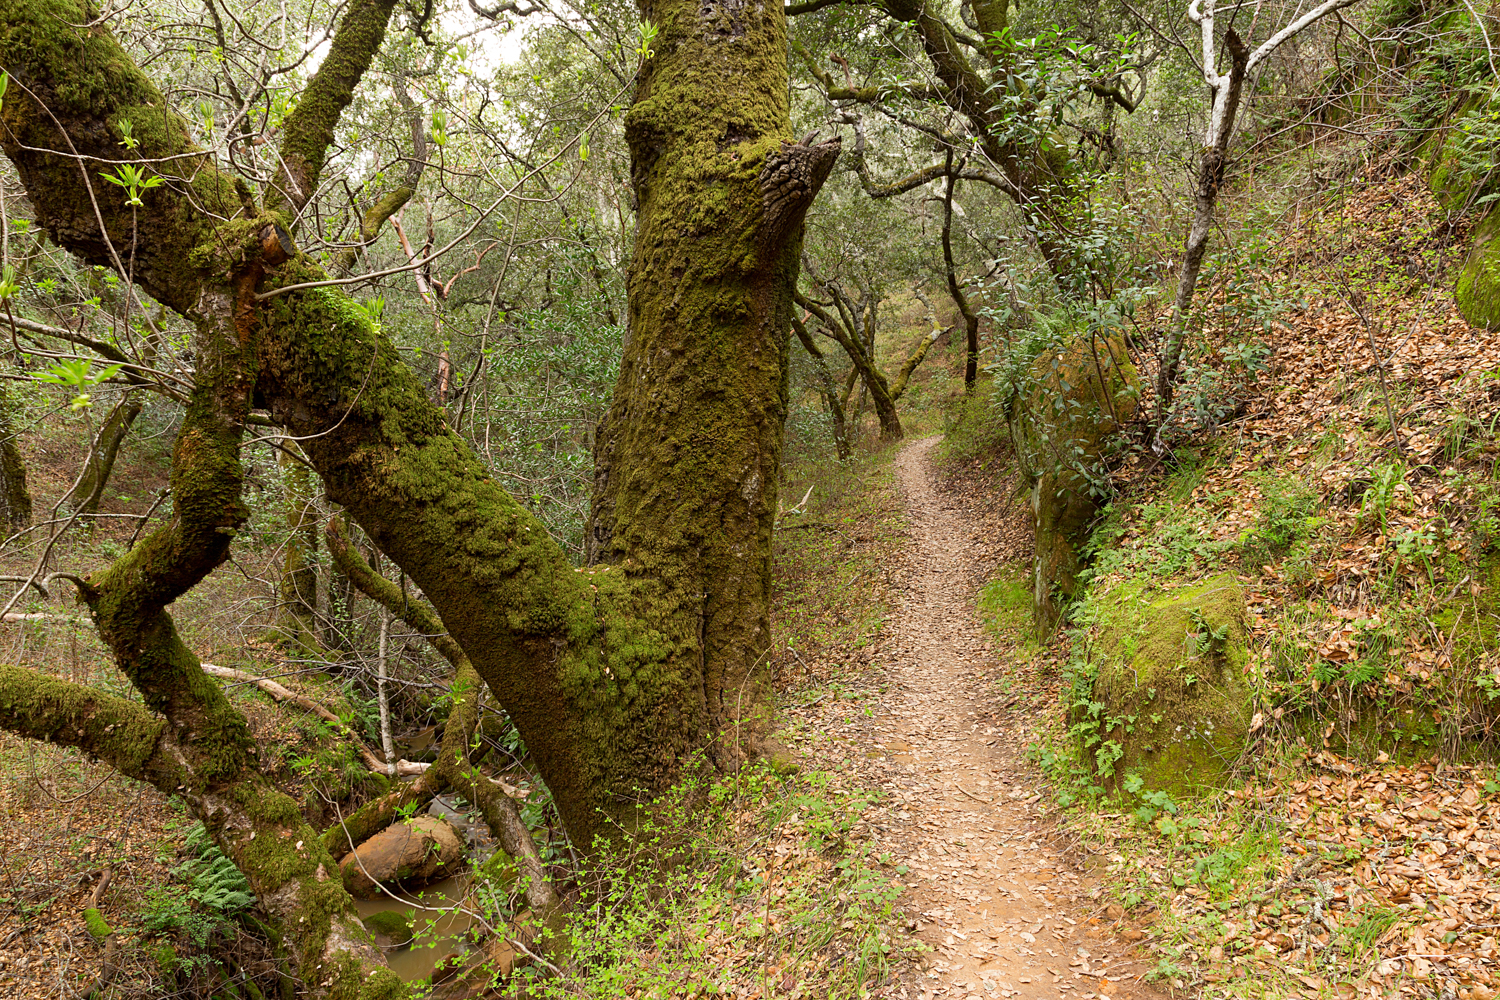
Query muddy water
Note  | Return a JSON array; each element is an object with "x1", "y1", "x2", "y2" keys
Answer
[{"x1": 354, "y1": 875, "x2": 474, "y2": 981}]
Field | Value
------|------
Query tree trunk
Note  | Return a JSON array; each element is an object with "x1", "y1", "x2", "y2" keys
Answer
[
  {"x1": 795, "y1": 290, "x2": 902, "y2": 440},
  {"x1": 0, "y1": 382, "x2": 31, "y2": 532},
  {"x1": 583, "y1": 0, "x2": 840, "y2": 800},
  {"x1": 792, "y1": 315, "x2": 851, "y2": 459},
  {"x1": 275, "y1": 441, "x2": 322, "y2": 652},
  {"x1": 1159, "y1": 28, "x2": 1250, "y2": 410},
  {"x1": 941, "y1": 159, "x2": 982, "y2": 390},
  {"x1": 72, "y1": 397, "x2": 140, "y2": 519},
  {"x1": 0, "y1": 0, "x2": 836, "y2": 990}
]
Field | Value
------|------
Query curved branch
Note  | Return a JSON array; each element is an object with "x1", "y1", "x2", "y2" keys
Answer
[
  {"x1": 836, "y1": 111, "x2": 1020, "y2": 200},
  {"x1": 941, "y1": 152, "x2": 981, "y2": 388},
  {"x1": 333, "y1": 70, "x2": 428, "y2": 274},
  {"x1": 791, "y1": 315, "x2": 850, "y2": 459},
  {"x1": 890, "y1": 328, "x2": 942, "y2": 401},
  {"x1": 792, "y1": 41, "x2": 940, "y2": 104},
  {"x1": 268, "y1": 0, "x2": 402, "y2": 215}
]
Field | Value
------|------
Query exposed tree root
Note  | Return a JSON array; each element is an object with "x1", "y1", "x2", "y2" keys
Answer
[{"x1": 80, "y1": 868, "x2": 120, "y2": 999}]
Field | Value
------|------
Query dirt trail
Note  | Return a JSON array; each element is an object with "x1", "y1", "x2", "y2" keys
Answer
[{"x1": 859, "y1": 437, "x2": 1160, "y2": 1000}]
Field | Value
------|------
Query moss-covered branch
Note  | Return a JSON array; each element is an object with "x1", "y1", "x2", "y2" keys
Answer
[
  {"x1": 269, "y1": 0, "x2": 401, "y2": 215},
  {"x1": 0, "y1": 0, "x2": 247, "y2": 317},
  {"x1": 0, "y1": 662, "x2": 181, "y2": 786},
  {"x1": 890, "y1": 329, "x2": 941, "y2": 401}
]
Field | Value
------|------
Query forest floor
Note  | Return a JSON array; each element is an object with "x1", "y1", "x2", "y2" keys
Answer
[{"x1": 785, "y1": 436, "x2": 1162, "y2": 1000}]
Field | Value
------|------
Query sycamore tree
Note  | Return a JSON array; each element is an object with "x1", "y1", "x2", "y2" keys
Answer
[{"x1": 0, "y1": 0, "x2": 838, "y2": 994}]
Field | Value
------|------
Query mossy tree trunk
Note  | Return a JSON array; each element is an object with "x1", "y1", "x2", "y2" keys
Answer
[
  {"x1": 583, "y1": 0, "x2": 840, "y2": 790},
  {"x1": 274, "y1": 440, "x2": 322, "y2": 652},
  {"x1": 0, "y1": 382, "x2": 31, "y2": 532},
  {"x1": 0, "y1": 0, "x2": 836, "y2": 994}
]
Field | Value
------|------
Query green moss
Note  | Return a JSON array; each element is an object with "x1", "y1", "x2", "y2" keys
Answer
[
  {"x1": 267, "y1": 0, "x2": 399, "y2": 213},
  {"x1": 83, "y1": 907, "x2": 112, "y2": 940},
  {"x1": 0, "y1": 663, "x2": 174, "y2": 782},
  {"x1": 361, "y1": 909, "x2": 413, "y2": 946},
  {"x1": 977, "y1": 560, "x2": 1034, "y2": 645},
  {"x1": 1457, "y1": 211, "x2": 1500, "y2": 330},
  {"x1": 1080, "y1": 573, "x2": 1252, "y2": 796}
]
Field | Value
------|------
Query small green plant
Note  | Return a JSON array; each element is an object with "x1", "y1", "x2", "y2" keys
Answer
[
  {"x1": 635, "y1": 19, "x2": 659, "y2": 61},
  {"x1": 1239, "y1": 471, "x2": 1321, "y2": 569},
  {"x1": 353, "y1": 295, "x2": 385, "y2": 333},
  {"x1": 1188, "y1": 607, "x2": 1230, "y2": 658},
  {"x1": 1343, "y1": 908, "x2": 1400, "y2": 957},
  {"x1": 101, "y1": 162, "x2": 164, "y2": 207},
  {"x1": 1360, "y1": 460, "x2": 1407, "y2": 534},
  {"x1": 31, "y1": 358, "x2": 124, "y2": 411},
  {"x1": 142, "y1": 823, "x2": 255, "y2": 951}
]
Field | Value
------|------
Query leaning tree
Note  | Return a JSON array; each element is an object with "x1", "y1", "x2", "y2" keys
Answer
[{"x1": 0, "y1": 0, "x2": 838, "y2": 993}]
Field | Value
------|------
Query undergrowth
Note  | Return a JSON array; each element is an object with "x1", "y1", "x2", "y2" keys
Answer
[{"x1": 498, "y1": 765, "x2": 911, "y2": 998}]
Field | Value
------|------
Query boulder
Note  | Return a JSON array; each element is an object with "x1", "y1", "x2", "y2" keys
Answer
[
  {"x1": 360, "y1": 909, "x2": 413, "y2": 948},
  {"x1": 1457, "y1": 212, "x2": 1500, "y2": 331},
  {"x1": 1079, "y1": 574, "x2": 1253, "y2": 795},
  {"x1": 339, "y1": 816, "x2": 463, "y2": 898}
]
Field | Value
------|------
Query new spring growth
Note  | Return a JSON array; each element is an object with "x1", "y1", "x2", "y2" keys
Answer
[
  {"x1": 102, "y1": 163, "x2": 163, "y2": 207},
  {"x1": 636, "y1": 20, "x2": 658, "y2": 63},
  {"x1": 32, "y1": 359, "x2": 126, "y2": 412}
]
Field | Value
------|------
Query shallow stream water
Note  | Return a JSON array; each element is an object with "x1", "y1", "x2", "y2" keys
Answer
[{"x1": 354, "y1": 875, "x2": 476, "y2": 981}]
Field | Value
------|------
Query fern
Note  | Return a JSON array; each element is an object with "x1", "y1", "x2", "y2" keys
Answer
[{"x1": 176, "y1": 824, "x2": 255, "y2": 915}]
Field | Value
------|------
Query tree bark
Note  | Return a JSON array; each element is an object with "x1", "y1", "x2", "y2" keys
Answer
[
  {"x1": 0, "y1": 382, "x2": 31, "y2": 532},
  {"x1": 1159, "y1": 28, "x2": 1248, "y2": 409},
  {"x1": 275, "y1": 442, "x2": 322, "y2": 652},
  {"x1": 0, "y1": 0, "x2": 835, "y2": 990},
  {"x1": 581, "y1": 0, "x2": 839, "y2": 790},
  {"x1": 792, "y1": 315, "x2": 850, "y2": 459},
  {"x1": 72, "y1": 397, "x2": 141, "y2": 519}
]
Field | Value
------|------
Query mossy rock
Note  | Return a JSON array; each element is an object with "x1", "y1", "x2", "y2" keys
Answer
[
  {"x1": 1084, "y1": 574, "x2": 1252, "y2": 796},
  {"x1": 1013, "y1": 335, "x2": 1138, "y2": 638},
  {"x1": 473, "y1": 849, "x2": 518, "y2": 890},
  {"x1": 1425, "y1": 91, "x2": 1491, "y2": 213},
  {"x1": 362, "y1": 908, "x2": 415, "y2": 948},
  {"x1": 1457, "y1": 211, "x2": 1500, "y2": 330}
]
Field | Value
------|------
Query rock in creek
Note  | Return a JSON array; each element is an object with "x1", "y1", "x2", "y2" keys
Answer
[{"x1": 340, "y1": 816, "x2": 463, "y2": 898}]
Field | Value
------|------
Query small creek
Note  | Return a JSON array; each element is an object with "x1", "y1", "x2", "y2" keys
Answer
[
  {"x1": 355, "y1": 875, "x2": 476, "y2": 982},
  {"x1": 354, "y1": 794, "x2": 507, "y2": 982}
]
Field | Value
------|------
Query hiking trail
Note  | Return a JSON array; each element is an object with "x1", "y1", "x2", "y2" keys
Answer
[{"x1": 791, "y1": 436, "x2": 1164, "y2": 1000}]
